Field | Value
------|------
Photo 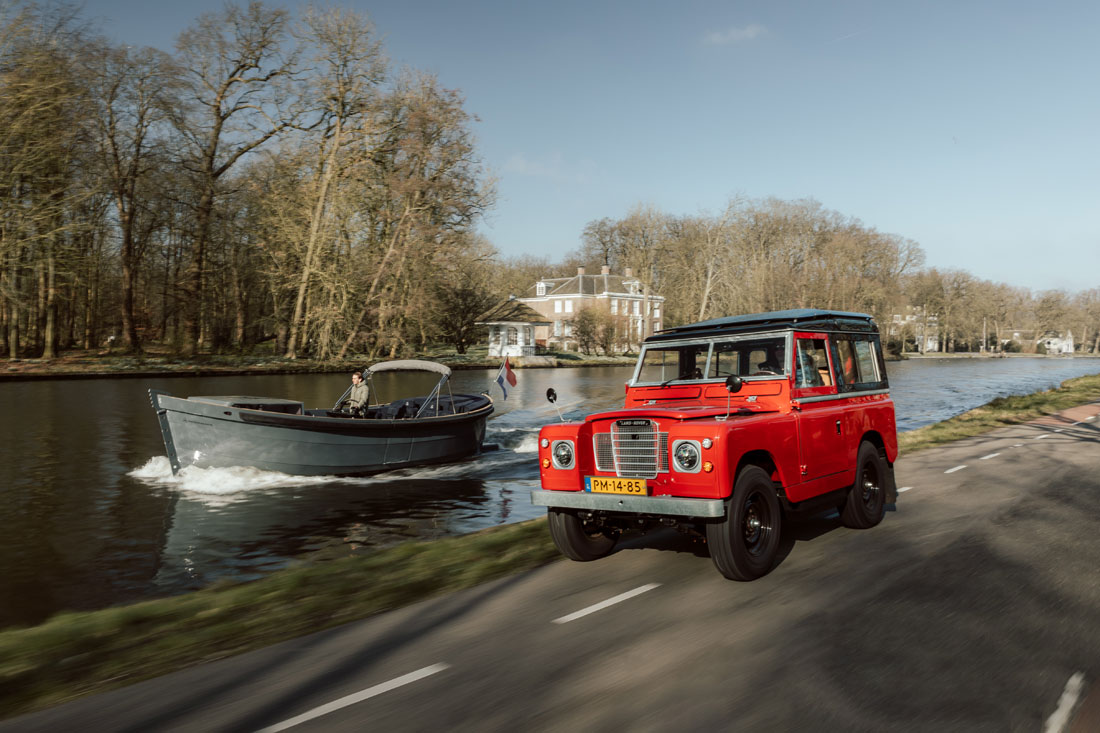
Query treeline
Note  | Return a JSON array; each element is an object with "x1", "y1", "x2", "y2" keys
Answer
[
  {"x1": 1, "y1": 1, "x2": 494, "y2": 360},
  {"x1": 504, "y1": 200, "x2": 1100, "y2": 355},
  {"x1": 3, "y1": 3, "x2": 1097, "y2": 363}
]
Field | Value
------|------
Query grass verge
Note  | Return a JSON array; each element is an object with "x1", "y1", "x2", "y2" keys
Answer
[
  {"x1": 0, "y1": 518, "x2": 558, "y2": 720},
  {"x1": 897, "y1": 373, "x2": 1100, "y2": 455},
  {"x1": 3, "y1": 373, "x2": 1099, "y2": 720}
]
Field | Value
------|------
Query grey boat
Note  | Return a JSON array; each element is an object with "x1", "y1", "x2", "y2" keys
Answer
[{"x1": 149, "y1": 360, "x2": 493, "y2": 476}]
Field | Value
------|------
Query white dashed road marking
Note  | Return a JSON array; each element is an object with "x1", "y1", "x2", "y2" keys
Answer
[
  {"x1": 897, "y1": 486, "x2": 913, "y2": 493},
  {"x1": 1036, "y1": 434, "x2": 1049, "y2": 440},
  {"x1": 1014, "y1": 443, "x2": 1024, "y2": 447},
  {"x1": 944, "y1": 465, "x2": 967, "y2": 474},
  {"x1": 979, "y1": 453, "x2": 1000, "y2": 460},
  {"x1": 1054, "y1": 428, "x2": 1065, "y2": 433},
  {"x1": 1043, "y1": 671, "x2": 1086, "y2": 733},
  {"x1": 553, "y1": 584, "x2": 661, "y2": 624},
  {"x1": 257, "y1": 664, "x2": 450, "y2": 732}
]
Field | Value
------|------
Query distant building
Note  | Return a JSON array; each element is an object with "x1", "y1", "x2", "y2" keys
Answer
[
  {"x1": 1036, "y1": 330, "x2": 1075, "y2": 354},
  {"x1": 889, "y1": 305, "x2": 939, "y2": 352},
  {"x1": 519, "y1": 265, "x2": 665, "y2": 352},
  {"x1": 475, "y1": 298, "x2": 551, "y2": 358}
]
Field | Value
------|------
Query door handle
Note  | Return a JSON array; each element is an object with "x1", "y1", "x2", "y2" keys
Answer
[{"x1": 836, "y1": 420, "x2": 842, "y2": 435}]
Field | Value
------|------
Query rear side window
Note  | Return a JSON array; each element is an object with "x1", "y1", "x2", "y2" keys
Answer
[{"x1": 832, "y1": 335, "x2": 888, "y2": 391}]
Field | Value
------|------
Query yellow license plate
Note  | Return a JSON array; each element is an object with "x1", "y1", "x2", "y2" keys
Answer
[{"x1": 585, "y1": 476, "x2": 647, "y2": 495}]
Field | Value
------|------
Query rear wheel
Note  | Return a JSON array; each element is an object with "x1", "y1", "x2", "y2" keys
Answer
[
  {"x1": 547, "y1": 509, "x2": 617, "y2": 561},
  {"x1": 839, "y1": 441, "x2": 887, "y2": 529},
  {"x1": 706, "y1": 465, "x2": 781, "y2": 581}
]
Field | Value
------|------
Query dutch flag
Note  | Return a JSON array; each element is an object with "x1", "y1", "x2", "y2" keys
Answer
[{"x1": 495, "y1": 357, "x2": 517, "y2": 399}]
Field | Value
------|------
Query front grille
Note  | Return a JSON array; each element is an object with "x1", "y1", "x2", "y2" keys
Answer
[
  {"x1": 594, "y1": 433, "x2": 615, "y2": 472},
  {"x1": 605, "y1": 419, "x2": 668, "y2": 478}
]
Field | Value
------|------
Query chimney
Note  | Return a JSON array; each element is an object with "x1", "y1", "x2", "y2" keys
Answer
[
  {"x1": 577, "y1": 266, "x2": 585, "y2": 276},
  {"x1": 624, "y1": 267, "x2": 633, "y2": 278},
  {"x1": 601, "y1": 265, "x2": 610, "y2": 275}
]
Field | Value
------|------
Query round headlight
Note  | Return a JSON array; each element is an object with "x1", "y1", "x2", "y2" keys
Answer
[
  {"x1": 673, "y1": 441, "x2": 700, "y2": 471},
  {"x1": 552, "y1": 440, "x2": 574, "y2": 469}
]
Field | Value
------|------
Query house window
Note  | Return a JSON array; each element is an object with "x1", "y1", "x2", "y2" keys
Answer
[
  {"x1": 633, "y1": 300, "x2": 640, "y2": 315},
  {"x1": 536, "y1": 282, "x2": 546, "y2": 296},
  {"x1": 554, "y1": 300, "x2": 562, "y2": 313},
  {"x1": 554, "y1": 320, "x2": 562, "y2": 336},
  {"x1": 611, "y1": 299, "x2": 618, "y2": 315},
  {"x1": 654, "y1": 306, "x2": 660, "y2": 318},
  {"x1": 507, "y1": 327, "x2": 518, "y2": 346},
  {"x1": 565, "y1": 300, "x2": 573, "y2": 313},
  {"x1": 564, "y1": 322, "x2": 572, "y2": 336}
]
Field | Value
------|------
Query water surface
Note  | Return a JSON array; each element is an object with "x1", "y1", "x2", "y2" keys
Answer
[{"x1": 1, "y1": 357, "x2": 1097, "y2": 628}]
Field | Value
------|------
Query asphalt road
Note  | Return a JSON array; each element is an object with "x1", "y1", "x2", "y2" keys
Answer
[{"x1": 6, "y1": 404, "x2": 1100, "y2": 733}]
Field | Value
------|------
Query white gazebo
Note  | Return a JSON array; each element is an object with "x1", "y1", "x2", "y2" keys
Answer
[{"x1": 476, "y1": 298, "x2": 551, "y2": 358}]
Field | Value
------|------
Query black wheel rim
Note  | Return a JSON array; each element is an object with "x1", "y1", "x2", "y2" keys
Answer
[
  {"x1": 860, "y1": 458, "x2": 881, "y2": 510},
  {"x1": 741, "y1": 490, "x2": 773, "y2": 557}
]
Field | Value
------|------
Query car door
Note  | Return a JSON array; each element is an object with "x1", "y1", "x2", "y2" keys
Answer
[{"x1": 792, "y1": 333, "x2": 848, "y2": 485}]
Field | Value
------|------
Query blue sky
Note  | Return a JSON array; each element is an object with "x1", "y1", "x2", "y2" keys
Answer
[{"x1": 85, "y1": 0, "x2": 1100, "y2": 292}]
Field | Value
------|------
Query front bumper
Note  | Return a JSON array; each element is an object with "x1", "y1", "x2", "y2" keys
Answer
[{"x1": 531, "y1": 490, "x2": 725, "y2": 518}]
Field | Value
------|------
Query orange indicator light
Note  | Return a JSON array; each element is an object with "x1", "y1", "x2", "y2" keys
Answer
[
  {"x1": 703, "y1": 461, "x2": 714, "y2": 473},
  {"x1": 542, "y1": 458, "x2": 551, "y2": 468}
]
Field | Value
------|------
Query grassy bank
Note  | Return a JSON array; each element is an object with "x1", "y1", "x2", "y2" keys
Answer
[
  {"x1": 3, "y1": 374, "x2": 1100, "y2": 719},
  {"x1": 897, "y1": 372, "x2": 1100, "y2": 455},
  {"x1": 0, "y1": 519, "x2": 560, "y2": 719}
]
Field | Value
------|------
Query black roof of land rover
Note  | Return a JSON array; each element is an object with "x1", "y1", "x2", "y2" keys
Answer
[{"x1": 647, "y1": 309, "x2": 878, "y2": 343}]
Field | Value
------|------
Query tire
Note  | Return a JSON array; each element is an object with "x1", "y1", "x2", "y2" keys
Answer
[
  {"x1": 706, "y1": 465, "x2": 781, "y2": 581},
  {"x1": 839, "y1": 441, "x2": 887, "y2": 529},
  {"x1": 547, "y1": 509, "x2": 617, "y2": 562}
]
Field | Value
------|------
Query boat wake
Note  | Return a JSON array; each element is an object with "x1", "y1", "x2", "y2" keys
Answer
[
  {"x1": 129, "y1": 456, "x2": 347, "y2": 495},
  {"x1": 129, "y1": 425, "x2": 543, "y2": 496}
]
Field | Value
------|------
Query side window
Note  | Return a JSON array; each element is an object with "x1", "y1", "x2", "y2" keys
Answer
[
  {"x1": 854, "y1": 341, "x2": 878, "y2": 382},
  {"x1": 833, "y1": 335, "x2": 885, "y2": 390},
  {"x1": 835, "y1": 338, "x2": 860, "y2": 385},
  {"x1": 795, "y1": 338, "x2": 832, "y2": 388}
]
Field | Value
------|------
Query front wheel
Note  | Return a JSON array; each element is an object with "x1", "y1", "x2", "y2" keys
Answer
[
  {"x1": 839, "y1": 441, "x2": 887, "y2": 529},
  {"x1": 706, "y1": 465, "x2": 781, "y2": 581},
  {"x1": 547, "y1": 509, "x2": 617, "y2": 561}
]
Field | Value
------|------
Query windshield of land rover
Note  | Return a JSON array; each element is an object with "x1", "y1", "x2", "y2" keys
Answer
[
  {"x1": 635, "y1": 343, "x2": 710, "y2": 384},
  {"x1": 635, "y1": 335, "x2": 788, "y2": 384},
  {"x1": 707, "y1": 336, "x2": 787, "y2": 378}
]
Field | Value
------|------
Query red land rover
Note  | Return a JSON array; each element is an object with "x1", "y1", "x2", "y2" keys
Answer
[{"x1": 531, "y1": 309, "x2": 898, "y2": 580}]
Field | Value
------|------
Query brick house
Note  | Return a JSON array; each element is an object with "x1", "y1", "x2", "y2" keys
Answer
[{"x1": 519, "y1": 265, "x2": 665, "y2": 352}]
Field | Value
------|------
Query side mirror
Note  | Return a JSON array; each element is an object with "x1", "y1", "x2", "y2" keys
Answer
[
  {"x1": 725, "y1": 375, "x2": 743, "y2": 394},
  {"x1": 546, "y1": 388, "x2": 557, "y2": 404}
]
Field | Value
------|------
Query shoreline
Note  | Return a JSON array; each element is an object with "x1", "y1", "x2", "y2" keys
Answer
[
  {"x1": 0, "y1": 353, "x2": 636, "y2": 382},
  {"x1": 2, "y1": 373, "x2": 1099, "y2": 719},
  {"x1": 3, "y1": 350, "x2": 1096, "y2": 382}
]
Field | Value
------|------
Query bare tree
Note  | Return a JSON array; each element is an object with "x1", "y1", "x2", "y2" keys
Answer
[{"x1": 173, "y1": 0, "x2": 297, "y2": 355}]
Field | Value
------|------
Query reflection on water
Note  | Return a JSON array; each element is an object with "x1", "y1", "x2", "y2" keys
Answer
[{"x1": 0, "y1": 358, "x2": 1098, "y2": 628}]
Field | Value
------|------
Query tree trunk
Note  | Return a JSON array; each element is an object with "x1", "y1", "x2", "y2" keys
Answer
[
  {"x1": 42, "y1": 241, "x2": 58, "y2": 359},
  {"x1": 182, "y1": 186, "x2": 215, "y2": 356},
  {"x1": 119, "y1": 211, "x2": 141, "y2": 352}
]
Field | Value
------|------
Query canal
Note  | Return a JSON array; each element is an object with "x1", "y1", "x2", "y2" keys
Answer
[{"x1": 1, "y1": 356, "x2": 1098, "y2": 629}]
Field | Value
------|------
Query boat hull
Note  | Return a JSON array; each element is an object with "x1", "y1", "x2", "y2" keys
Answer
[{"x1": 150, "y1": 391, "x2": 492, "y2": 476}]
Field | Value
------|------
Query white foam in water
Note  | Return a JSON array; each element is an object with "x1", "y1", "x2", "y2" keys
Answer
[
  {"x1": 513, "y1": 434, "x2": 540, "y2": 453},
  {"x1": 129, "y1": 456, "x2": 346, "y2": 495}
]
